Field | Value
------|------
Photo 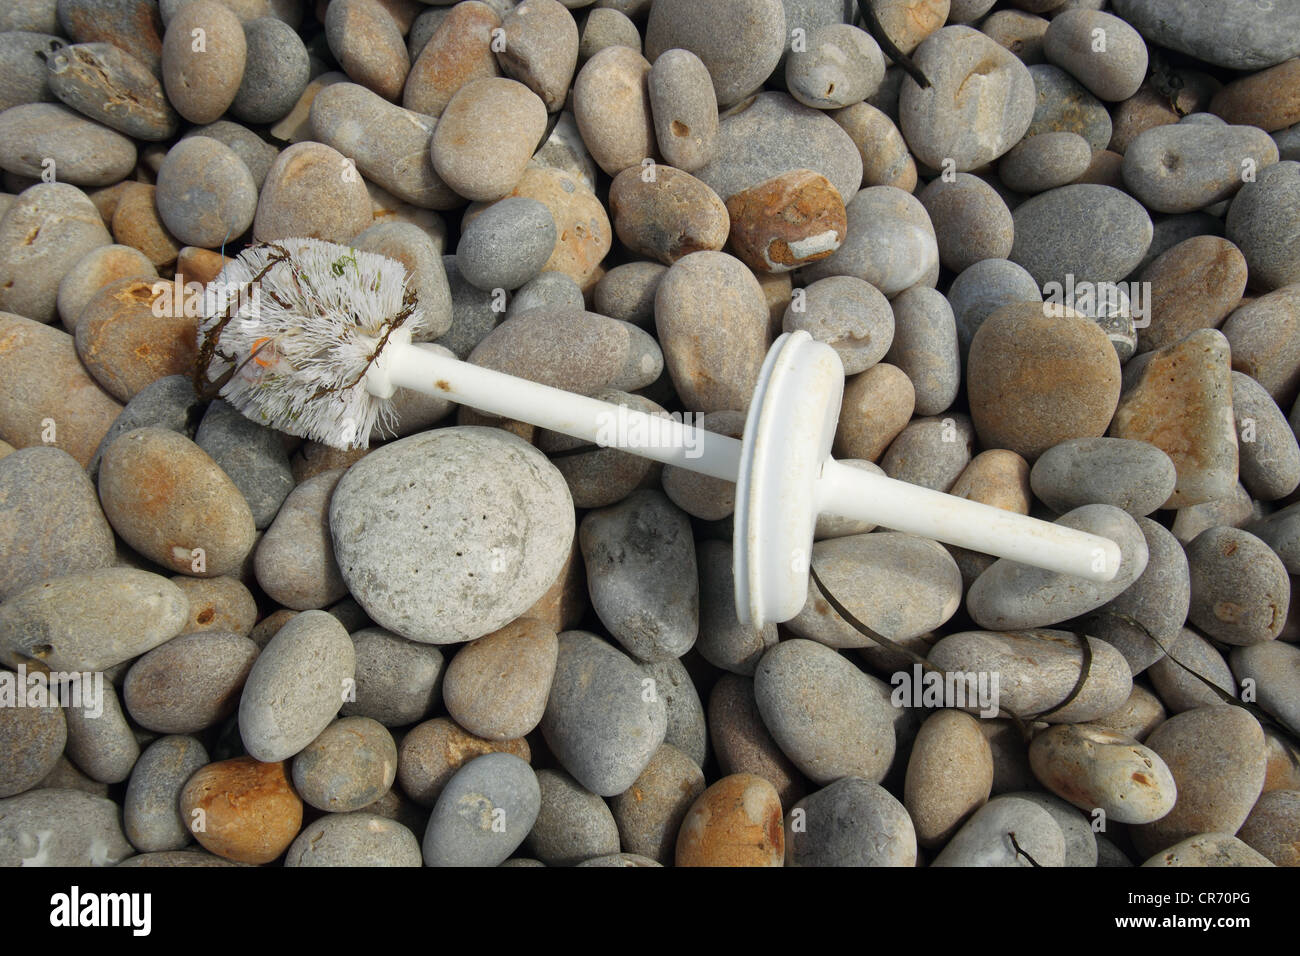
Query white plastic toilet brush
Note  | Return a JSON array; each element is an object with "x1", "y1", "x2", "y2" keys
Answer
[{"x1": 197, "y1": 239, "x2": 1122, "y2": 630}]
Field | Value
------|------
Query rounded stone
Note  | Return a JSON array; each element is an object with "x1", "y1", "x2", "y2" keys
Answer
[
  {"x1": 754, "y1": 638, "x2": 896, "y2": 785},
  {"x1": 998, "y1": 131, "x2": 1093, "y2": 193},
  {"x1": 1122, "y1": 122, "x2": 1280, "y2": 215},
  {"x1": 123, "y1": 735, "x2": 209, "y2": 852},
  {"x1": 1031, "y1": 438, "x2": 1177, "y2": 516},
  {"x1": 572, "y1": 45, "x2": 656, "y2": 176},
  {"x1": 782, "y1": 276, "x2": 891, "y2": 376},
  {"x1": 1187, "y1": 527, "x2": 1290, "y2": 646},
  {"x1": 253, "y1": 469, "x2": 346, "y2": 609},
  {"x1": 99, "y1": 427, "x2": 256, "y2": 577},
  {"x1": 1227, "y1": 161, "x2": 1300, "y2": 292},
  {"x1": 800, "y1": 185, "x2": 938, "y2": 297},
  {"x1": 237, "y1": 609, "x2": 355, "y2": 762},
  {"x1": 155, "y1": 137, "x2": 257, "y2": 250},
  {"x1": 948, "y1": 258, "x2": 1041, "y2": 355},
  {"x1": 881, "y1": 414, "x2": 976, "y2": 492},
  {"x1": 1237, "y1": 789, "x2": 1300, "y2": 867},
  {"x1": 342, "y1": 627, "x2": 444, "y2": 728},
  {"x1": 1109, "y1": 0, "x2": 1300, "y2": 72},
  {"x1": 179, "y1": 757, "x2": 303, "y2": 864},
  {"x1": 885, "y1": 287, "x2": 960, "y2": 415},
  {"x1": 0, "y1": 703, "x2": 66, "y2": 798},
  {"x1": 1139, "y1": 236, "x2": 1249, "y2": 354},
  {"x1": 905, "y1": 709, "x2": 994, "y2": 848},
  {"x1": 183, "y1": 120, "x2": 278, "y2": 190},
  {"x1": 647, "y1": 48, "x2": 718, "y2": 172},
  {"x1": 1142, "y1": 832, "x2": 1276, "y2": 868},
  {"x1": 829, "y1": 100, "x2": 916, "y2": 191},
  {"x1": 253, "y1": 141, "x2": 372, "y2": 243},
  {"x1": 325, "y1": 0, "x2": 408, "y2": 101},
  {"x1": 0, "y1": 103, "x2": 136, "y2": 187},
  {"x1": 285, "y1": 812, "x2": 421, "y2": 867},
  {"x1": 968, "y1": 302, "x2": 1121, "y2": 461},
  {"x1": 431, "y1": 77, "x2": 548, "y2": 201},
  {"x1": 931, "y1": 796, "x2": 1066, "y2": 867},
  {"x1": 1010, "y1": 184, "x2": 1152, "y2": 287},
  {"x1": 330, "y1": 427, "x2": 574, "y2": 645},
  {"x1": 609, "y1": 165, "x2": 728, "y2": 266},
  {"x1": 1211, "y1": 58, "x2": 1300, "y2": 134},
  {"x1": 402, "y1": 0, "x2": 500, "y2": 118},
  {"x1": 422, "y1": 752, "x2": 540, "y2": 867},
  {"x1": 537, "y1": 389, "x2": 666, "y2": 508},
  {"x1": 1029, "y1": 723, "x2": 1177, "y2": 824},
  {"x1": 123, "y1": 630, "x2": 258, "y2": 734},
  {"x1": 0, "y1": 789, "x2": 133, "y2": 866},
  {"x1": 696, "y1": 540, "x2": 780, "y2": 676},
  {"x1": 644, "y1": 0, "x2": 785, "y2": 107},
  {"x1": 494, "y1": 164, "x2": 612, "y2": 292},
  {"x1": 708, "y1": 674, "x2": 805, "y2": 806},
  {"x1": 0, "y1": 30, "x2": 63, "y2": 113},
  {"x1": 579, "y1": 7, "x2": 640, "y2": 62},
  {"x1": 1043, "y1": 9, "x2": 1147, "y2": 102},
  {"x1": 675, "y1": 773, "x2": 784, "y2": 866},
  {"x1": 1147, "y1": 627, "x2": 1236, "y2": 713},
  {"x1": 1222, "y1": 286, "x2": 1300, "y2": 408},
  {"x1": 833, "y1": 363, "x2": 914, "y2": 463},
  {"x1": 609, "y1": 743, "x2": 704, "y2": 864},
  {"x1": 161, "y1": 0, "x2": 246, "y2": 124},
  {"x1": 351, "y1": 223, "x2": 453, "y2": 340},
  {"x1": 496, "y1": 0, "x2": 579, "y2": 112},
  {"x1": 442, "y1": 617, "x2": 557, "y2": 740},
  {"x1": 525, "y1": 768, "x2": 620, "y2": 865},
  {"x1": 899, "y1": 26, "x2": 1036, "y2": 172},
  {"x1": 1233, "y1": 371, "x2": 1300, "y2": 501},
  {"x1": 508, "y1": 271, "x2": 585, "y2": 317},
  {"x1": 784, "y1": 776, "x2": 916, "y2": 867},
  {"x1": 457, "y1": 197, "x2": 558, "y2": 290},
  {"x1": 595, "y1": 261, "x2": 665, "y2": 326},
  {"x1": 1231, "y1": 641, "x2": 1300, "y2": 738},
  {"x1": 291, "y1": 716, "x2": 396, "y2": 813},
  {"x1": 918, "y1": 173, "x2": 1014, "y2": 273},
  {"x1": 397, "y1": 717, "x2": 529, "y2": 806},
  {"x1": 56, "y1": 245, "x2": 157, "y2": 331},
  {"x1": 229, "y1": 15, "x2": 309, "y2": 124},
  {"x1": 725, "y1": 169, "x2": 845, "y2": 274},
  {"x1": 46, "y1": 41, "x2": 178, "y2": 141},
  {"x1": 786, "y1": 24, "x2": 884, "y2": 110},
  {"x1": 72, "y1": 277, "x2": 196, "y2": 402}
]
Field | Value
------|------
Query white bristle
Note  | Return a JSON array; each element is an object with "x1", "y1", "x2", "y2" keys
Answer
[{"x1": 196, "y1": 237, "x2": 427, "y2": 449}]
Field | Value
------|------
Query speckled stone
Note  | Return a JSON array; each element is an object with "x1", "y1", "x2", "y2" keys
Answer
[
  {"x1": 123, "y1": 630, "x2": 258, "y2": 733},
  {"x1": 170, "y1": 576, "x2": 255, "y2": 636},
  {"x1": 253, "y1": 141, "x2": 372, "y2": 243},
  {"x1": 801, "y1": 185, "x2": 938, "y2": 296},
  {"x1": 1122, "y1": 121, "x2": 1279, "y2": 215},
  {"x1": 1139, "y1": 236, "x2": 1249, "y2": 354},
  {"x1": 0, "y1": 703, "x2": 66, "y2": 798},
  {"x1": 161, "y1": 0, "x2": 246, "y2": 124},
  {"x1": 1237, "y1": 788, "x2": 1300, "y2": 866},
  {"x1": 524, "y1": 768, "x2": 620, "y2": 865},
  {"x1": 46, "y1": 41, "x2": 178, "y2": 141},
  {"x1": 285, "y1": 812, "x2": 421, "y2": 867},
  {"x1": 572, "y1": 46, "x2": 656, "y2": 176},
  {"x1": 1227, "y1": 160, "x2": 1300, "y2": 292},
  {"x1": 948, "y1": 258, "x2": 1041, "y2": 356},
  {"x1": 442, "y1": 617, "x2": 557, "y2": 740},
  {"x1": 647, "y1": 48, "x2": 717, "y2": 172},
  {"x1": 881, "y1": 414, "x2": 976, "y2": 492},
  {"x1": 784, "y1": 776, "x2": 915, "y2": 867},
  {"x1": 1030, "y1": 438, "x2": 1177, "y2": 516},
  {"x1": 60, "y1": 679, "x2": 137, "y2": 783},
  {"x1": 1010, "y1": 184, "x2": 1152, "y2": 287},
  {"x1": 0, "y1": 30, "x2": 62, "y2": 113},
  {"x1": 457, "y1": 197, "x2": 558, "y2": 290},
  {"x1": 402, "y1": 1, "x2": 500, "y2": 118},
  {"x1": 397, "y1": 717, "x2": 529, "y2": 807},
  {"x1": 782, "y1": 276, "x2": 891, "y2": 376},
  {"x1": 194, "y1": 400, "x2": 293, "y2": 530},
  {"x1": 495, "y1": 164, "x2": 612, "y2": 293},
  {"x1": 1222, "y1": 286, "x2": 1300, "y2": 408},
  {"x1": 253, "y1": 469, "x2": 347, "y2": 610},
  {"x1": 610, "y1": 743, "x2": 704, "y2": 864},
  {"x1": 999, "y1": 131, "x2": 1092, "y2": 193},
  {"x1": 291, "y1": 716, "x2": 396, "y2": 813},
  {"x1": 644, "y1": 0, "x2": 785, "y2": 108},
  {"x1": 833, "y1": 362, "x2": 914, "y2": 463},
  {"x1": 983, "y1": 9, "x2": 1049, "y2": 64},
  {"x1": 341, "y1": 627, "x2": 444, "y2": 728},
  {"x1": 660, "y1": 412, "x2": 744, "y2": 520},
  {"x1": 905, "y1": 709, "x2": 993, "y2": 848},
  {"x1": 507, "y1": 271, "x2": 584, "y2": 318},
  {"x1": 708, "y1": 673, "x2": 805, "y2": 805},
  {"x1": 676, "y1": 772, "x2": 784, "y2": 866},
  {"x1": 1212, "y1": 58, "x2": 1300, "y2": 134},
  {"x1": 609, "y1": 165, "x2": 728, "y2": 265},
  {"x1": 123, "y1": 735, "x2": 209, "y2": 852},
  {"x1": 1110, "y1": 0, "x2": 1300, "y2": 72},
  {"x1": 1186, "y1": 527, "x2": 1289, "y2": 646},
  {"x1": 1233, "y1": 371, "x2": 1300, "y2": 500},
  {"x1": 1147, "y1": 627, "x2": 1236, "y2": 713},
  {"x1": 183, "y1": 120, "x2": 278, "y2": 190},
  {"x1": 155, "y1": 137, "x2": 257, "y2": 250},
  {"x1": 56, "y1": 244, "x2": 156, "y2": 332},
  {"x1": 179, "y1": 757, "x2": 303, "y2": 864},
  {"x1": 0, "y1": 103, "x2": 136, "y2": 188},
  {"x1": 1029, "y1": 723, "x2": 1176, "y2": 824},
  {"x1": 71, "y1": 277, "x2": 193, "y2": 401},
  {"x1": 231, "y1": 15, "x2": 309, "y2": 124},
  {"x1": 432, "y1": 77, "x2": 548, "y2": 201},
  {"x1": 1142, "y1": 832, "x2": 1275, "y2": 867},
  {"x1": 351, "y1": 223, "x2": 453, "y2": 341},
  {"x1": 579, "y1": 7, "x2": 640, "y2": 61},
  {"x1": 931, "y1": 795, "x2": 1066, "y2": 867},
  {"x1": 325, "y1": 0, "x2": 408, "y2": 101},
  {"x1": 1042, "y1": 9, "x2": 1147, "y2": 102},
  {"x1": 829, "y1": 100, "x2": 916, "y2": 191},
  {"x1": 918, "y1": 173, "x2": 1014, "y2": 273},
  {"x1": 0, "y1": 788, "x2": 133, "y2": 866},
  {"x1": 495, "y1": 0, "x2": 578, "y2": 112},
  {"x1": 786, "y1": 23, "x2": 883, "y2": 110},
  {"x1": 422, "y1": 752, "x2": 540, "y2": 866},
  {"x1": 696, "y1": 540, "x2": 780, "y2": 675}
]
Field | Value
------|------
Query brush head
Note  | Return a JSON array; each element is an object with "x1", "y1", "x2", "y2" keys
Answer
[{"x1": 195, "y1": 238, "x2": 424, "y2": 449}]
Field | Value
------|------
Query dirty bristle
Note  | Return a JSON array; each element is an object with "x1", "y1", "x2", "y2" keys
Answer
[{"x1": 195, "y1": 238, "x2": 424, "y2": 450}]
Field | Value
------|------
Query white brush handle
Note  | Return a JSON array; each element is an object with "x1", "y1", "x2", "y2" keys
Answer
[{"x1": 373, "y1": 342, "x2": 1120, "y2": 583}]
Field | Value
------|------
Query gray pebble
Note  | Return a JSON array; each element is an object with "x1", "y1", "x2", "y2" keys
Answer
[
  {"x1": 660, "y1": 411, "x2": 744, "y2": 521},
  {"x1": 87, "y1": 375, "x2": 201, "y2": 480},
  {"x1": 782, "y1": 276, "x2": 892, "y2": 376},
  {"x1": 0, "y1": 788, "x2": 133, "y2": 866},
  {"x1": 932, "y1": 796, "x2": 1065, "y2": 867},
  {"x1": 0, "y1": 31, "x2": 62, "y2": 112},
  {"x1": 341, "y1": 627, "x2": 444, "y2": 727},
  {"x1": 786, "y1": 24, "x2": 883, "y2": 110},
  {"x1": 231, "y1": 16, "x2": 310, "y2": 125},
  {"x1": 156, "y1": 137, "x2": 258, "y2": 249},
  {"x1": 696, "y1": 539, "x2": 779, "y2": 675},
  {"x1": 1226, "y1": 160, "x2": 1300, "y2": 292},
  {"x1": 46, "y1": 41, "x2": 177, "y2": 141},
  {"x1": 254, "y1": 469, "x2": 348, "y2": 610},
  {"x1": 1110, "y1": 0, "x2": 1300, "y2": 71},
  {"x1": 286, "y1": 813, "x2": 422, "y2": 867},
  {"x1": 917, "y1": 173, "x2": 1014, "y2": 273},
  {"x1": 594, "y1": 262, "x2": 665, "y2": 326},
  {"x1": 640, "y1": 657, "x2": 708, "y2": 767},
  {"x1": 434, "y1": 255, "x2": 504, "y2": 358},
  {"x1": 496, "y1": 0, "x2": 579, "y2": 112},
  {"x1": 1142, "y1": 833, "x2": 1275, "y2": 867},
  {"x1": 123, "y1": 630, "x2": 259, "y2": 733},
  {"x1": 1247, "y1": 502, "x2": 1300, "y2": 574},
  {"x1": 123, "y1": 735, "x2": 209, "y2": 852},
  {"x1": 580, "y1": 8, "x2": 640, "y2": 62},
  {"x1": 1026, "y1": 63, "x2": 1112, "y2": 151},
  {"x1": 1122, "y1": 121, "x2": 1279, "y2": 215},
  {"x1": 541, "y1": 631, "x2": 667, "y2": 796},
  {"x1": 1002, "y1": 789, "x2": 1097, "y2": 866},
  {"x1": 754, "y1": 638, "x2": 896, "y2": 785},
  {"x1": 999, "y1": 132, "x2": 1092, "y2": 194},
  {"x1": 457, "y1": 198, "x2": 558, "y2": 291},
  {"x1": 1233, "y1": 371, "x2": 1300, "y2": 500},
  {"x1": 647, "y1": 48, "x2": 717, "y2": 172},
  {"x1": 1230, "y1": 641, "x2": 1300, "y2": 737},
  {"x1": 1010, "y1": 184, "x2": 1152, "y2": 288},
  {"x1": 194, "y1": 399, "x2": 294, "y2": 530},
  {"x1": 238, "y1": 609, "x2": 355, "y2": 762},
  {"x1": 423, "y1": 752, "x2": 540, "y2": 867},
  {"x1": 948, "y1": 257, "x2": 1041, "y2": 355},
  {"x1": 785, "y1": 777, "x2": 916, "y2": 867},
  {"x1": 983, "y1": 10, "x2": 1049, "y2": 65},
  {"x1": 525, "y1": 768, "x2": 620, "y2": 865},
  {"x1": 1043, "y1": 9, "x2": 1147, "y2": 102},
  {"x1": 881, "y1": 414, "x2": 975, "y2": 493},
  {"x1": 1148, "y1": 627, "x2": 1236, "y2": 713},
  {"x1": 1031, "y1": 438, "x2": 1177, "y2": 516},
  {"x1": 182, "y1": 120, "x2": 278, "y2": 190},
  {"x1": 0, "y1": 103, "x2": 136, "y2": 187},
  {"x1": 63, "y1": 681, "x2": 138, "y2": 784},
  {"x1": 884, "y1": 287, "x2": 959, "y2": 416},
  {"x1": 1187, "y1": 526, "x2": 1290, "y2": 645},
  {"x1": 292, "y1": 716, "x2": 397, "y2": 812},
  {"x1": 538, "y1": 389, "x2": 665, "y2": 508},
  {"x1": 0, "y1": 703, "x2": 65, "y2": 798},
  {"x1": 643, "y1": 0, "x2": 785, "y2": 107},
  {"x1": 801, "y1": 185, "x2": 939, "y2": 296},
  {"x1": 507, "y1": 271, "x2": 585, "y2": 317},
  {"x1": 1172, "y1": 482, "x2": 1257, "y2": 545}
]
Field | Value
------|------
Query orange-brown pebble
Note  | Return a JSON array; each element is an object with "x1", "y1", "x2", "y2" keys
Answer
[
  {"x1": 505, "y1": 165, "x2": 612, "y2": 294},
  {"x1": 111, "y1": 183, "x2": 182, "y2": 269},
  {"x1": 176, "y1": 247, "x2": 234, "y2": 287},
  {"x1": 676, "y1": 772, "x2": 784, "y2": 867},
  {"x1": 725, "y1": 169, "x2": 846, "y2": 274},
  {"x1": 396, "y1": 716, "x2": 531, "y2": 806},
  {"x1": 179, "y1": 757, "x2": 304, "y2": 864}
]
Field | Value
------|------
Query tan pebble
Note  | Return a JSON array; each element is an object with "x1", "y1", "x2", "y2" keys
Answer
[
  {"x1": 833, "y1": 363, "x2": 915, "y2": 462},
  {"x1": 179, "y1": 757, "x2": 303, "y2": 864},
  {"x1": 675, "y1": 772, "x2": 784, "y2": 867}
]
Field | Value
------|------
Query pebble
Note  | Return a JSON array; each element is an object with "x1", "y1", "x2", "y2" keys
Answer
[
  {"x1": 1140, "y1": 236, "x2": 1249, "y2": 353},
  {"x1": 949, "y1": 259, "x2": 1042, "y2": 358},
  {"x1": 1010, "y1": 184, "x2": 1152, "y2": 287},
  {"x1": 1029, "y1": 723, "x2": 1177, "y2": 824},
  {"x1": 579, "y1": 8, "x2": 640, "y2": 62},
  {"x1": 1247, "y1": 503, "x2": 1300, "y2": 574},
  {"x1": 1, "y1": 103, "x2": 132, "y2": 188},
  {"x1": 1186, "y1": 526, "x2": 1289, "y2": 646},
  {"x1": 968, "y1": 302, "x2": 1121, "y2": 461},
  {"x1": 402, "y1": 0, "x2": 500, "y2": 118},
  {"x1": 1111, "y1": 329, "x2": 1237, "y2": 507},
  {"x1": 285, "y1": 812, "x2": 421, "y2": 867},
  {"x1": 397, "y1": 717, "x2": 529, "y2": 806},
  {"x1": 195, "y1": 399, "x2": 294, "y2": 530},
  {"x1": 725, "y1": 169, "x2": 844, "y2": 274},
  {"x1": 310, "y1": 83, "x2": 455, "y2": 210},
  {"x1": 1132, "y1": 705, "x2": 1267, "y2": 857},
  {"x1": 352, "y1": 223, "x2": 453, "y2": 340},
  {"x1": 330, "y1": 427, "x2": 574, "y2": 644},
  {"x1": 786, "y1": 24, "x2": 884, "y2": 110},
  {"x1": 804, "y1": 185, "x2": 938, "y2": 295},
  {"x1": 833, "y1": 363, "x2": 915, "y2": 462},
  {"x1": 1147, "y1": 628, "x2": 1236, "y2": 713},
  {"x1": 573, "y1": 46, "x2": 656, "y2": 176},
  {"x1": 696, "y1": 540, "x2": 780, "y2": 675},
  {"x1": 1122, "y1": 121, "x2": 1279, "y2": 215},
  {"x1": 161, "y1": 0, "x2": 246, "y2": 124},
  {"x1": 0, "y1": 788, "x2": 134, "y2": 866},
  {"x1": 675, "y1": 773, "x2": 784, "y2": 867},
  {"x1": 291, "y1": 716, "x2": 396, "y2": 812},
  {"x1": 904, "y1": 709, "x2": 993, "y2": 848},
  {"x1": 123, "y1": 735, "x2": 209, "y2": 852},
  {"x1": 1110, "y1": 0, "x2": 1300, "y2": 71},
  {"x1": 655, "y1": 251, "x2": 769, "y2": 412},
  {"x1": 693, "y1": 92, "x2": 862, "y2": 205},
  {"x1": 497, "y1": 164, "x2": 611, "y2": 293},
  {"x1": 0, "y1": 704, "x2": 66, "y2": 798},
  {"x1": 179, "y1": 757, "x2": 303, "y2": 864},
  {"x1": 431, "y1": 78, "x2": 548, "y2": 201},
  {"x1": 155, "y1": 137, "x2": 257, "y2": 251},
  {"x1": 73, "y1": 274, "x2": 195, "y2": 399},
  {"x1": 1043, "y1": 9, "x2": 1147, "y2": 102},
  {"x1": 253, "y1": 141, "x2": 372, "y2": 243},
  {"x1": 830, "y1": 101, "x2": 916, "y2": 191},
  {"x1": 1087, "y1": 682, "x2": 1166, "y2": 743},
  {"x1": 538, "y1": 389, "x2": 665, "y2": 508},
  {"x1": 325, "y1": 0, "x2": 408, "y2": 101},
  {"x1": 1003, "y1": 789, "x2": 1098, "y2": 867},
  {"x1": 918, "y1": 174, "x2": 1014, "y2": 273},
  {"x1": 342, "y1": 627, "x2": 444, "y2": 727},
  {"x1": 1233, "y1": 371, "x2": 1300, "y2": 500},
  {"x1": 0, "y1": 447, "x2": 115, "y2": 599},
  {"x1": 86, "y1": 376, "x2": 199, "y2": 482},
  {"x1": 422, "y1": 752, "x2": 540, "y2": 866},
  {"x1": 99, "y1": 427, "x2": 256, "y2": 576},
  {"x1": 596, "y1": 264, "x2": 660, "y2": 326},
  {"x1": 56, "y1": 245, "x2": 156, "y2": 331},
  {"x1": 525, "y1": 768, "x2": 620, "y2": 865},
  {"x1": 458, "y1": 197, "x2": 558, "y2": 290},
  {"x1": 983, "y1": 9, "x2": 1049, "y2": 65},
  {"x1": 880, "y1": 414, "x2": 975, "y2": 492},
  {"x1": 1226, "y1": 160, "x2": 1300, "y2": 292},
  {"x1": 497, "y1": 0, "x2": 579, "y2": 112},
  {"x1": 46, "y1": 42, "x2": 178, "y2": 141},
  {"x1": 708, "y1": 673, "x2": 805, "y2": 806},
  {"x1": 899, "y1": 26, "x2": 1036, "y2": 172},
  {"x1": 0, "y1": 567, "x2": 187, "y2": 672},
  {"x1": 754, "y1": 639, "x2": 895, "y2": 785},
  {"x1": 609, "y1": 743, "x2": 705, "y2": 864},
  {"x1": 1231, "y1": 641, "x2": 1300, "y2": 737},
  {"x1": 253, "y1": 468, "x2": 346, "y2": 609},
  {"x1": 639, "y1": 657, "x2": 706, "y2": 767},
  {"x1": 1223, "y1": 286, "x2": 1300, "y2": 408},
  {"x1": 579, "y1": 491, "x2": 696, "y2": 662},
  {"x1": 541, "y1": 631, "x2": 667, "y2": 795},
  {"x1": 647, "y1": 49, "x2": 717, "y2": 172},
  {"x1": 1212, "y1": 58, "x2": 1300, "y2": 134},
  {"x1": 931, "y1": 796, "x2": 1066, "y2": 867},
  {"x1": 1142, "y1": 832, "x2": 1275, "y2": 868},
  {"x1": 999, "y1": 132, "x2": 1092, "y2": 193},
  {"x1": 442, "y1": 617, "x2": 557, "y2": 740},
  {"x1": 784, "y1": 776, "x2": 916, "y2": 867},
  {"x1": 1171, "y1": 483, "x2": 1256, "y2": 546},
  {"x1": 124, "y1": 630, "x2": 259, "y2": 733},
  {"x1": 508, "y1": 271, "x2": 585, "y2": 317},
  {"x1": 930, "y1": 628, "x2": 1132, "y2": 723},
  {"x1": 1030, "y1": 438, "x2": 1176, "y2": 516},
  {"x1": 237, "y1": 609, "x2": 354, "y2": 762},
  {"x1": 226, "y1": 15, "x2": 310, "y2": 124},
  {"x1": 609, "y1": 165, "x2": 728, "y2": 265},
  {"x1": 1237, "y1": 788, "x2": 1300, "y2": 866},
  {"x1": 644, "y1": 0, "x2": 785, "y2": 107},
  {"x1": 61, "y1": 680, "x2": 138, "y2": 783},
  {"x1": 783, "y1": 276, "x2": 892, "y2": 376},
  {"x1": 0, "y1": 30, "x2": 62, "y2": 113}
]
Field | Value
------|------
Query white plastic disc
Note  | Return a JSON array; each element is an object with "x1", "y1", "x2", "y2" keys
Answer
[{"x1": 733, "y1": 331, "x2": 845, "y2": 630}]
